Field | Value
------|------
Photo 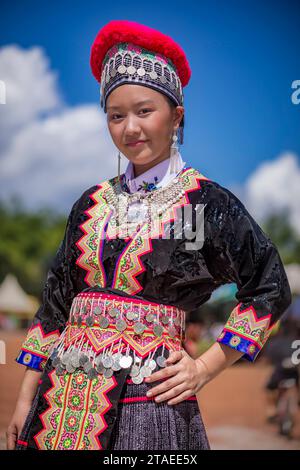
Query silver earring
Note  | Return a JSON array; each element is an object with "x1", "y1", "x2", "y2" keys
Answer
[
  {"x1": 118, "y1": 151, "x2": 121, "y2": 186},
  {"x1": 170, "y1": 128, "x2": 180, "y2": 173}
]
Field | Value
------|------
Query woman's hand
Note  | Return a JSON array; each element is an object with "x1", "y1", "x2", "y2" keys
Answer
[
  {"x1": 6, "y1": 399, "x2": 32, "y2": 450},
  {"x1": 144, "y1": 349, "x2": 211, "y2": 405}
]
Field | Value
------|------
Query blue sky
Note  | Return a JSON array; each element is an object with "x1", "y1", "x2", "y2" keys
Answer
[{"x1": 0, "y1": 0, "x2": 299, "y2": 223}]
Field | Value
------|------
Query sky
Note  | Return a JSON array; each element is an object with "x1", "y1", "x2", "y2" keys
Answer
[{"x1": 0, "y1": 0, "x2": 299, "y2": 232}]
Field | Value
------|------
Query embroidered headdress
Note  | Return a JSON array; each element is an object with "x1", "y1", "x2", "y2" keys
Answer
[{"x1": 90, "y1": 20, "x2": 191, "y2": 114}]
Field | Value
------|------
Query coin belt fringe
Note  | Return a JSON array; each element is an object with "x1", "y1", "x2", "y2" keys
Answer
[{"x1": 49, "y1": 291, "x2": 186, "y2": 384}]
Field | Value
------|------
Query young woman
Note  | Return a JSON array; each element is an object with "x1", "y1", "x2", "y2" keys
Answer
[{"x1": 7, "y1": 20, "x2": 291, "y2": 451}]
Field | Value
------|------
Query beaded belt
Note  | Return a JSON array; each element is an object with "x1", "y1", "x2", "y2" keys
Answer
[{"x1": 49, "y1": 290, "x2": 186, "y2": 384}]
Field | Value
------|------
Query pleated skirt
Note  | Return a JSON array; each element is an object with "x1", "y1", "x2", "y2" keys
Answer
[{"x1": 16, "y1": 373, "x2": 210, "y2": 451}]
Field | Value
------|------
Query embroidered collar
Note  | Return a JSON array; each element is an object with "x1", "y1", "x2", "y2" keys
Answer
[{"x1": 121, "y1": 151, "x2": 186, "y2": 194}]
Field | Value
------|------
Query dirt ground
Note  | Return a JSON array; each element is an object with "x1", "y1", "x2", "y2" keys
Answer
[{"x1": 1, "y1": 330, "x2": 300, "y2": 450}]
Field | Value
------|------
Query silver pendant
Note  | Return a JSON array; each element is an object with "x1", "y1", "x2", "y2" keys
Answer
[
  {"x1": 161, "y1": 315, "x2": 169, "y2": 325},
  {"x1": 133, "y1": 322, "x2": 145, "y2": 335},
  {"x1": 79, "y1": 354, "x2": 89, "y2": 367},
  {"x1": 56, "y1": 364, "x2": 65, "y2": 376},
  {"x1": 119, "y1": 355, "x2": 133, "y2": 369},
  {"x1": 52, "y1": 357, "x2": 61, "y2": 367},
  {"x1": 132, "y1": 374, "x2": 143, "y2": 384},
  {"x1": 156, "y1": 355, "x2": 166, "y2": 368},
  {"x1": 61, "y1": 352, "x2": 71, "y2": 365},
  {"x1": 99, "y1": 316, "x2": 109, "y2": 328},
  {"x1": 140, "y1": 365, "x2": 152, "y2": 377},
  {"x1": 103, "y1": 368, "x2": 114, "y2": 378},
  {"x1": 66, "y1": 363, "x2": 76, "y2": 374},
  {"x1": 148, "y1": 359, "x2": 157, "y2": 371},
  {"x1": 93, "y1": 306, "x2": 102, "y2": 316},
  {"x1": 153, "y1": 324, "x2": 164, "y2": 337},
  {"x1": 126, "y1": 311, "x2": 136, "y2": 321},
  {"x1": 109, "y1": 307, "x2": 119, "y2": 318},
  {"x1": 102, "y1": 355, "x2": 113, "y2": 368},
  {"x1": 129, "y1": 364, "x2": 140, "y2": 377},
  {"x1": 86, "y1": 316, "x2": 94, "y2": 327},
  {"x1": 146, "y1": 313, "x2": 155, "y2": 323},
  {"x1": 168, "y1": 326, "x2": 177, "y2": 338},
  {"x1": 96, "y1": 362, "x2": 105, "y2": 374},
  {"x1": 116, "y1": 319, "x2": 127, "y2": 332},
  {"x1": 87, "y1": 368, "x2": 98, "y2": 380},
  {"x1": 83, "y1": 361, "x2": 93, "y2": 373},
  {"x1": 77, "y1": 315, "x2": 83, "y2": 327}
]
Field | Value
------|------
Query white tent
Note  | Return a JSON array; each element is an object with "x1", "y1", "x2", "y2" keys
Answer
[
  {"x1": 0, "y1": 273, "x2": 38, "y2": 317},
  {"x1": 284, "y1": 263, "x2": 300, "y2": 295}
]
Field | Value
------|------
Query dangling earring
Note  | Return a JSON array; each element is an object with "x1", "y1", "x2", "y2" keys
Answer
[
  {"x1": 118, "y1": 151, "x2": 121, "y2": 187},
  {"x1": 170, "y1": 128, "x2": 181, "y2": 173}
]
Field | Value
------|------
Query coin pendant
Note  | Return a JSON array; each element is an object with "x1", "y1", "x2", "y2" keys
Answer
[
  {"x1": 99, "y1": 316, "x2": 109, "y2": 328},
  {"x1": 116, "y1": 319, "x2": 127, "y2": 332},
  {"x1": 130, "y1": 365, "x2": 140, "y2": 377},
  {"x1": 119, "y1": 355, "x2": 133, "y2": 369},
  {"x1": 102, "y1": 356, "x2": 113, "y2": 368},
  {"x1": 153, "y1": 324, "x2": 163, "y2": 337},
  {"x1": 140, "y1": 365, "x2": 152, "y2": 377},
  {"x1": 109, "y1": 307, "x2": 119, "y2": 318},
  {"x1": 146, "y1": 313, "x2": 155, "y2": 323},
  {"x1": 161, "y1": 315, "x2": 169, "y2": 325},
  {"x1": 156, "y1": 356, "x2": 166, "y2": 368},
  {"x1": 103, "y1": 368, "x2": 114, "y2": 378},
  {"x1": 86, "y1": 316, "x2": 94, "y2": 327},
  {"x1": 132, "y1": 374, "x2": 143, "y2": 384},
  {"x1": 126, "y1": 311, "x2": 136, "y2": 321}
]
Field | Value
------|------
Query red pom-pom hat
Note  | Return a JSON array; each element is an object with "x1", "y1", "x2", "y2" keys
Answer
[{"x1": 90, "y1": 20, "x2": 191, "y2": 85}]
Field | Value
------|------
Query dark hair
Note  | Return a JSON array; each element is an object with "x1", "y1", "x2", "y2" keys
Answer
[{"x1": 165, "y1": 96, "x2": 185, "y2": 145}]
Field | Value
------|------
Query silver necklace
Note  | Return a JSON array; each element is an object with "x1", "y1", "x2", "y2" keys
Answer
[{"x1": 104, "y1": 170, "x2": 186, "y2": 235}]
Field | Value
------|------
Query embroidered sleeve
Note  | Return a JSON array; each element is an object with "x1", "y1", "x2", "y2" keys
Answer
[
  {"x1": 203, "y1": 183, "x2": 292, "y2": 362},
  {"x1": 15, "y1": 198, "x2": 79, "y2": 371}
]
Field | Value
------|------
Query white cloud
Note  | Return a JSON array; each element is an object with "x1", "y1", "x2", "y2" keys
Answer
[
  {"x1": 0, "y1": 45, "x2": 121, "y2": 213},
  {"x1": 0, "y1": 45, "x2": 62, "y2": 141},
  {"x1": 239, "y1": 152, "x2": 300, "y2": 235}
]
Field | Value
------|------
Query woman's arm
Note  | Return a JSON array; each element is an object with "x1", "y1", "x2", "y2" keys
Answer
[
  {"x1": 6, "y1": 367, "x2": 42, "y2": 450},
  {"x1": 195, "y1": 342, "x2": 244, "y2": 385}
]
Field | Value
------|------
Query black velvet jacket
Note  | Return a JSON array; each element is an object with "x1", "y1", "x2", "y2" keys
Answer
[{"x1": 16, "y1": 167, "x2": 292, "y2": 367}]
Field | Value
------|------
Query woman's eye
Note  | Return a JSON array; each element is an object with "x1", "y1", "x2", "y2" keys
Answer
[
  {"x1": 139, "y1": 109, "x2": 151, "y2": 114},
  {"x1": 111, "y1": 114, "x2": 122, "y2": 120}
]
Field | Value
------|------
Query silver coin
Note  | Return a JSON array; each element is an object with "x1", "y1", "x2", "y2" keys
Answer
[
  {"x1": 99, "y1": 316, "x2": 109, "y2": 328},
  {"x1": 126, "y1": 311, "x2": 136, "y2": 321},
  {"x1": 109, "y1": 307, "x2": 119, "y2": 318},
  {"x1": 96, "y1": 362, "x2": 105, "y2": 374},
  {"x1": 112, "y1": 360, "x2": 122, "y2": 371},
  {"x1": 160, "y1": 75, "x2": 167, "y2": 84},
  {"x1": 132, "y1": 374, "x2": 143, "y2": 384},
  {"x1": 52, "y1": 357, "x2": 61, "y2": 367},
  {"x1": 119, "y1": 355, "x2": 133, "y2": 368},
  {"x1": 116, "y1": 319, "x2": 127, "y2": 332},
  {"x1": 87, "y1": 368, "x2": 98, "y2": 380},
  {"x1": 83, "y1": 361, "x2": 93, "y2": 373},
  {"x1": 168, "y1": 326, "x2": 177, "y2": 338},
  {"x1": 77, "y1": 315, "x2": 83, "y2": 327},
  {"x1": 145, "y1": 313, "x2": 155, "y2": 323},
  {"x1": 103, "y1": 368, "x2": 114, "y2": 378},
  {"x1": 102, "y1": 356, "x2": 113, "y2": 368},
  {"x1": 153, "y1": 324, "x2": 164, "y2": 337},
  {"x1": 95, "y1": 354, "x2": 104, "y2": 366},
  {"x1": 81, "y1": 306, "x2": 87, "y2": 315},
  {"x1": 161, "y1": 315, "x2": 169, "y2": 325},
  {"x1": 140, "y1": 365, "x2": 152, "y2": 377},
  {"x1": 137, "y1": 67, "x2": 146, "y2": 76},
  {"x1": 118, "y1": 65, "x2": 126, "y2": 74},
  {"x1": 148, "y1": 359, "x2": 157, "y2": 371},
  {"x1": 93, "y1": 306, "x2": 102, "y2": 316},
  {"x1": 61, "y1": 352, "x2": 71, "y2": 365},
  {"x1": 112, "y1": 352, "x2": 122, "y2": 361},
  {"x1": 127, "y1": 65, "x2": 136, "y2": 75},
  {"x1": 110, "y1": 68, "x2": 117, "y2": 77},
  {"x1": 86, "y1": 316, "x2": 94, "y2": 327},
  {"x1": 134, "y1": 322, "x2": 145, "y2": 335},
  {"x1": 149, "y1": 70, "x2": 158, "y2": 80},
  {"x1": 56, "y1": 365, "x2": 65, "y2": 376},
  {"x1": 156, "y1": 356, "x2": 166, "y2": 368},
  {"x1": 79, "y1": 354, "x2": 89, "y2": 366},
  {"x1": 130, "y1": 365, "x2": 140, "y2": 377},
  {"x1": 71, "y1": 355, "x2": 80, "y2": 368},
  {"x1": 66, "y1": 363, "x2": 76, "y2": 374}
]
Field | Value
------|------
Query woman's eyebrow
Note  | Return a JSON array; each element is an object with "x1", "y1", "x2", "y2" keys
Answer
[{"x1": 107, "y1": 99, "x2": 154, "y2": 111}]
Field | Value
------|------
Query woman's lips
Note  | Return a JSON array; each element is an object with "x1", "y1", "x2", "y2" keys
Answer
[{"x1": 126, "y1": 140, "x2": 148, "y2": 147}]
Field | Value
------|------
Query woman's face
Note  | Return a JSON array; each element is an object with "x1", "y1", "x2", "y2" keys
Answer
[{"x1": 106, "y1": 84, "x2": 184, "y2": 175}]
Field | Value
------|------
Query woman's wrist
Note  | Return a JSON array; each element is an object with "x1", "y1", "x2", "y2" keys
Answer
[{"x1": 195, "y1": 356, "x2": 213, "y2": 387}]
